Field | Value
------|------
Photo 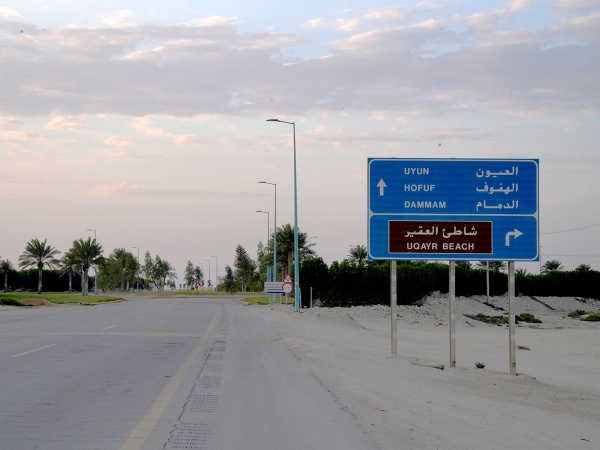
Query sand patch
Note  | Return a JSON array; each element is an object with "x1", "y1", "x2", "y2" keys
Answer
[{"x1": 251, "y1": 298, "x2": 599, "y2": 450}]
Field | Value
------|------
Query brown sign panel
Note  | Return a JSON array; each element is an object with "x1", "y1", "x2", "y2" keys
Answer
[{"x1": 389, "y1": 221, "x2": 492, "y2": 254}]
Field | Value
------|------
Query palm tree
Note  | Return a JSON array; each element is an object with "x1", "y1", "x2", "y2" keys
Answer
[
  {"x1": 347, "y1": 245, "x2": 368, "y2": 264},
  {"x1": 575, "y1": 263, "x2": 591, "y2": 273},
  {"x1": 58, "y1": 256, "x2": 80, "y2": 293},
  {"x1": 0, "y1": 259, "x2": 14, "y2": 293},
  {"x1": 516, "y1": 268, "x2": 528, "y2": 276},
  {"x1": 155, "y1": 258, "x2": 177, "y2": 290},
  {"x1": 541, "y1": 260, "x2": 563, "y2": 273},
  {"x1": 273, "y1": 224, "x2": 316, "y2": 276},
  {"x1": 64, "y1": 238, "x2": 104, "y2": 296},
  {"x1": 18, "y1": 239, "x2": 61, "y2": 294}
]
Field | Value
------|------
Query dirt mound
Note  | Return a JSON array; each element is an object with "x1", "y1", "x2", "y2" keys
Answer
[{"x1": 18, "y1": 298, "x2": 56, "y2": 307}]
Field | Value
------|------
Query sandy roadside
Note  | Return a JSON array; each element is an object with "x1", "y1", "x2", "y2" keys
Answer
[{"x1": 250, "y1": 296, "x2": 599, "y2": 450}]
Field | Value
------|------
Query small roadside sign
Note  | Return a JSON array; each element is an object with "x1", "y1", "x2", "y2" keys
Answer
[
  {"x1": 264, "y1": 282, "x2": 284, "y2": 294},
  {"x1": 282, "y1": 275, "x2": 293, "y2": 294}
]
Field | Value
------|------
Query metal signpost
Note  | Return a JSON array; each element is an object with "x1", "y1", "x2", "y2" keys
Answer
[{"x1": 368, "y1": 158, "x2": 539, "y2": 373}]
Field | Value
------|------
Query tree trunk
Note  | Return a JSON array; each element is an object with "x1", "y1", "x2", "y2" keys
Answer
[
  {"x1": 68, "y1": 272, "x2": 72, "y2": 293},
  {"x1": 82, "y1": 268, "x2": 89, "y2": 296},
  {"x1": 4, "y1": 272, "x2": 7, "y2": 293},
  {"x1": 37, "y1": 268, "x2": 42, "y2": 294}
]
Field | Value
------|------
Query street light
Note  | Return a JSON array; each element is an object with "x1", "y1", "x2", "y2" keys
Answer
[
  {"x1": 267, "y1": 118, "x2": 300, "y2": 312},
  {"x1": 259, "y1": 181, "x2": 277, "y2": 298},
  {"x1": 133, "y1": 247, "x2": 140, "y2": 291},
  {"x1": 205, "y1": 259, "x2": 211, "y2": 291},
  {"x1": 212, "y1": 256, "x2": 218, "y2": 291},
  {"x1": 87, "y1": 229, "x2": 97, "y2": 295},
  {"x1": 256, "y1": 210, "x2": 270, "y2": 245}
]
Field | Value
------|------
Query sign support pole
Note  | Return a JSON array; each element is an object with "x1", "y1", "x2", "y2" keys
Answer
[
  {"x1": 508, "y1": 261, "x2": 516, "y2": 375},
  {"x1": 391, "y1": 261, "x2": 397, "y2": 355},
  {"x1": 310, "y1": 287, "x2": 313, "y2": 309},
  {"x1": 449, "y1": 261, "x2": 456, "y2": 368},
  {"x1": 486, "y1": 261, "x2": 490, "y2": 303}
]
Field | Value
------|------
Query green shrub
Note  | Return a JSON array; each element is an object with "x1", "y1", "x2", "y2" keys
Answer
[
  {"x1": 568, "y1": 310, "x2": 588, "y2": 317},
  {"x1": 581, "y1": 313, "x2": 600, "y2": 322},
  {"x1": 516, "y1": 313, "x2": 542, "y2": 323},
  {"x1": 0, "y1": 298, "x2": 26, "y2": 306},
  {"x1": 475, "y1": 361, "x2": 485, "y2": 369}
]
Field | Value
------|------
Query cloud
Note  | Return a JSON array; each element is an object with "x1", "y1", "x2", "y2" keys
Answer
[
  {"x1": 0, "y1": 8, "x2": 597, "y2": 120},
  {"x1": 369, "y1": 110, "x2": 392, "y2": 121},
  {"x1": 103, "y1": 136, "x2": 134, "y2": 147},
  {"x1": 553, "y1": 0, "x2": 599, "y2": 12},
  {"x1": 0, "y1": 7, "x2": 21, "y2": 18},
  {"x1": 414, "y1": 2, "x2": 443, "y2": 11},
  {"x1": 333, "y1": 18, "x2": 361, "y2": 32},
  {"x1": 90, "y1": 182, "x2": 254, "y2": 198},
  {"x1": 103, "y1": 10, "x2": 139, "y2": 28},
  {"x1": 363, "y1": 9, "x2": 411, "y2": 22},
  {"x1": 44, "y1": 116, "x2": 87, "y2": 131},
  {"x1": 101, "y1": 149, "x2": 168, "y2": 160},
  {"x1": 131, "y1": 117, "x2": 208, "y2": 146},
  {"x1": 0, "y1": 116, "x2": 22, "y2": 130},
  {"x1": 300, "y1": 18, "x2": 325, "y2": 29}
]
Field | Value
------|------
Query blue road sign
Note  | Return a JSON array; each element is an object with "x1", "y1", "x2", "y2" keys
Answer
[{"x1": 368, "y1": 158, "x2": 539, "y2": 261}]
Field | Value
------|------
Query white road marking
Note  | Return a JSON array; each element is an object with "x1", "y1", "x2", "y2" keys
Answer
[
  {"x1": 12, "y1": 344, "x2": 55, "y2": 358},
  {"x1": 101, "y1": 325, "x2": 117, "y2": 331}
]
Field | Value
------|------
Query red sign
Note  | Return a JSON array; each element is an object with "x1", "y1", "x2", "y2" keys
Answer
[
  {"x1": 389, "y1": 220, "x2": 492, "y2": 254},
  {"x1": 282, "y1": 274, "x2": 293, "y2": 294}
]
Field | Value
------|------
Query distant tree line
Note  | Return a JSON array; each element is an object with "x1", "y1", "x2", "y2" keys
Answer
[
  {"x1": 1, "y1": 238, "x2": 178, "y2": 294},
  {"x1": 220, "y1": 233, "x2": 599, "y2": 303},
  {"x1": 299, "y1": 259, "x2": 600, "y2": 307}
]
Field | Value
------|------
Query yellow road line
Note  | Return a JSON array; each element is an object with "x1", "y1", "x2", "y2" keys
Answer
[{"x1": 119, "y1": 307, "x2": 220, "y2": 450}]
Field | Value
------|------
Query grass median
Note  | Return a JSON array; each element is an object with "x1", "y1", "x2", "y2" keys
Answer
[{"x1": 0, "y1": 292, "x2": 123, "y2": 305}]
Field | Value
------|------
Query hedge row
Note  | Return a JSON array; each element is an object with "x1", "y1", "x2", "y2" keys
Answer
[
  {"x1": 2, "y1": 269, "x2": 92, "y2": 292},
  {"x1": 299, "y1": 259, "x2": 600, "y2": 307}
]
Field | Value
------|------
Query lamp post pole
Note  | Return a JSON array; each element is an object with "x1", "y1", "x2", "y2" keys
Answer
[
  {"x1": 133, "y1": 247, "x2": 140, "y2": 292},
  {"x1": 256, "y1": 211, "x2": 270, "y2": 246},
  {"x1": 87, "y1": 229, "x2": 97, "y2": 295},
  {"x1": 259, "y1": 181, "x2": 277, "y2": 302},
  {"x1": 205, "y1": 259, "x2": 211, "y2": 291},
  {"x1": 212, "y1": 256, "x2": 218, "y2": 291},
  {"x1": 267, "y1": 119, "x2": 300, "y2": 312}
]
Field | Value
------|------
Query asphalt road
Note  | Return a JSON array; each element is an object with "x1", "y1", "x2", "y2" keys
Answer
[{"x1": 0, "y1": 297, "x2": 378, "y2": 450}]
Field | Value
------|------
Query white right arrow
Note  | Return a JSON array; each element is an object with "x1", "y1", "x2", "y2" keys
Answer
[
  {"x1": 377, "y1": 178, "x2": 387, "y2": 196},
  {"x1": 505, "y1": 229, "x2": 523, "y2": 246}
]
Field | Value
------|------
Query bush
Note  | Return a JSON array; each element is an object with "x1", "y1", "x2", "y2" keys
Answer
[
  {"x1": 581, "y1": 313, "x2": 600, "y2": 322},
  {"x1": 568, "y1": 310, "x2": 588, "y2": 317},
  {"x1": 516, "y1": 313, "x2": 542, "y2": 323}
]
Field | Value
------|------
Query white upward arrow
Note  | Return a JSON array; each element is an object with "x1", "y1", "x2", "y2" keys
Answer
[
  {"x1": 505, "y1": 229, "x2": 523, "y2": 246},
  {"x1": 377, "y1": 179, "x2": 387, "y2": 196}
]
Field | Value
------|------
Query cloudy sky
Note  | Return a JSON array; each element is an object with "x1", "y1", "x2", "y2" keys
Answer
[{"x1": 1, "y1": 0, "x2": 599, "y2": 281}]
